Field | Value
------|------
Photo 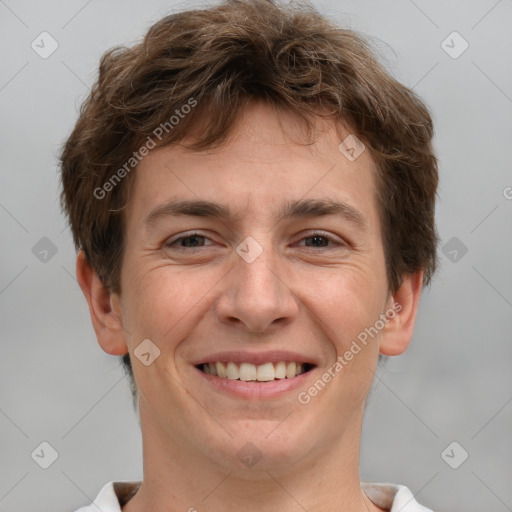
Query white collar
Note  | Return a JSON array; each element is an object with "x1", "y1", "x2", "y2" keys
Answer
[{"x1": 78, "y1": 480, "x2": 433, "y2": 512}]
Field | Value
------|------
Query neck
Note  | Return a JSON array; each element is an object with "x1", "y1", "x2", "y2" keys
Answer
[{"x1": 123, "y1": 402, "x2": 386, "y2": 512}]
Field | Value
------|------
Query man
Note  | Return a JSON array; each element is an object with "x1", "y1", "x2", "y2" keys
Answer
[{"x1": 60, "y1": 0, "x2": 438, "y2": 510}]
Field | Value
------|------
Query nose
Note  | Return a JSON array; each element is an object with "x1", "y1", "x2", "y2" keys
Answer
[{"x1": 214, "y1": 239, "x2": 299, "y2": 334}]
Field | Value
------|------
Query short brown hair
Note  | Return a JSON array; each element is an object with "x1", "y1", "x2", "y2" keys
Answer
[{"x1": 59, "y1": 0, "x2": 438, "y2": 402}]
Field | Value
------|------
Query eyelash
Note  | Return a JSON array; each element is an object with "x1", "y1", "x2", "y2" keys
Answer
[{"x1": 165, "y1": 231, "x2": 347, "y2": 251}]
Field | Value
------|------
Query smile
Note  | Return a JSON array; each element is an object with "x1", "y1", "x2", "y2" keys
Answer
[{"x1": 198, "y1": 361, "x2": 315, "y2": 381}]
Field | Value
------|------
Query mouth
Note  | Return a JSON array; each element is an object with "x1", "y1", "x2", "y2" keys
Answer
[
  {"x1": 196, "y1": 361, "x2": 316, "y2": 381},
  {"x1": 192, "y1": 351, "x2": 319, "y2": 399}
]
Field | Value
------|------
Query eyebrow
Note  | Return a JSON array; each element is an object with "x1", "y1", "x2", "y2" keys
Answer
[
  {"x1": 279, "y1": 198, "x2": 368, "y2": 231},
  {"x1": 143, "y1": 198, "x2": 368, "y2": 232}
]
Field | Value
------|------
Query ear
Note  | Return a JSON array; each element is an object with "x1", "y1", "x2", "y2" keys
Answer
[
  {"x1": 75, "y1": 250, "x2": 128, "y2": 356},
  {"x1": 379, "y1": 270, "x2": 423, "y2": 356}
]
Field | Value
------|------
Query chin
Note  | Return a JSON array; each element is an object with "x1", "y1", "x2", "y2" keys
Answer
[{"x1": 202, "y1": 420, "x2": 315, "y2": 474}]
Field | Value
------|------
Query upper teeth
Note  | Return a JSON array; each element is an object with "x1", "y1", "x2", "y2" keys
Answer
[{"x1": 202, "y1": 361, "x2": 307, "y2": 381}]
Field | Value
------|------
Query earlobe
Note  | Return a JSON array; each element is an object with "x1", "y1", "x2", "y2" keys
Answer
[
  {"x1": 379, "y1": 271, "x2": 424, "y2": 356},
  {"x1": 75, "y1": 250, "x2": 128, "y2": 356}
]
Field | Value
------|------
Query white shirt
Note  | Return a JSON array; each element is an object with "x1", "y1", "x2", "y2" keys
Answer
[{"x1": 73, "y1": 480, "x2": 434, "y2": 511}]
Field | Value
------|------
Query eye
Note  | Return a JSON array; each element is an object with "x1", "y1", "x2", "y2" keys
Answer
[
  {"x1": 164, "y1": 231, "x2": 347, "y2": 252},
  {"x1": 166, "y1": 232, "x2": 215, "y2": 249},
  {"x1": 296, "y1": 232, "x2": 347, "y2": 249}
]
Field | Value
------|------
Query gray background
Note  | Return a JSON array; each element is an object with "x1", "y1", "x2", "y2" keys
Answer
[{"x1": 1, "y1": 0, "x2": 511, "y2": 510}]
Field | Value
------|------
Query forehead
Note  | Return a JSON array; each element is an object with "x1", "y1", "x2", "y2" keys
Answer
[{"x1": 127, "y1": 102, "x2": 380, "y2": 231}]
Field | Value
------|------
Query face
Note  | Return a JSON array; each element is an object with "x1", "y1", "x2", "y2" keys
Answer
[{"x1": 111, "y1": 101, "x2": 395, "y2": 473}]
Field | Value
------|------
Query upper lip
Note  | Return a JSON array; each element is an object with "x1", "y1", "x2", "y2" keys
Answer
[{"x1": 192, "y1": 350, "x2": 319, "y2": 366}]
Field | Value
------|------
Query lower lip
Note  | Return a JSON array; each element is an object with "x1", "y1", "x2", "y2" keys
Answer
[{"x1": 195, "y1": 366, "x2": 315, "y2": 399}]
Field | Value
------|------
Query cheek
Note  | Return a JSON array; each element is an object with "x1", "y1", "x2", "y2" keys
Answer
[
  {"x1": 122, "y1": 263, "x2": 218, "y2": 348},
  {"x1": 304, "y1": 273, "x2": 383, "y2": 408},
  {"x1": 299, "y1": 264, "x2": 386, "y2": 348}
]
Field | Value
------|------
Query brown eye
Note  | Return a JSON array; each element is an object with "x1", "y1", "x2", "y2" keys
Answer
[
  {"x1": 296, "y1": 232, "x2": 346, "y2": 249},
  {"x1": 178, "y1": 235, "x2": 207, "y2": 247},
  {"x1": 304, "y1": 235, "x2": 330, "y2": 247},
  {"x1": 166, "y1": 232, "x2": 215, "y2": 249}
]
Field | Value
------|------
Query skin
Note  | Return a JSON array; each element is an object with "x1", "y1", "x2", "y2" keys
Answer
[{"x1": 77, "y1": 100, "x2": 423, "y2": 512}]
